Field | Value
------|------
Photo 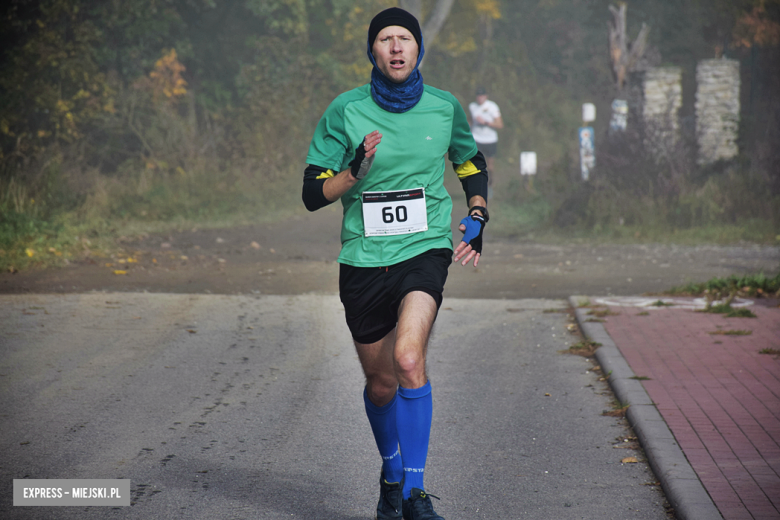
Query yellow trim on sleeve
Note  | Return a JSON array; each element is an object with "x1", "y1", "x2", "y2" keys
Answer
[
  {"x1": 315, "y1": 169, "x2": 336, "y2": 180},
  {"x1": 455, "y1": 160, "x2": 481, "y2": 180}
]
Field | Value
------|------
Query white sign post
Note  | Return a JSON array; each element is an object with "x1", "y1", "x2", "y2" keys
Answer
[
  {"x1": 520, "y1": 152, "x2": 536, "y2": 192},
  {"x1": 582, "y1": 103, "x2": 596, "y2": 124},
  {"x1": 520, "y1": 151, "x2": 537, "y2": 192},
  {"x1": 520, "y1": 152, "x2": 537, "y2": 175}
]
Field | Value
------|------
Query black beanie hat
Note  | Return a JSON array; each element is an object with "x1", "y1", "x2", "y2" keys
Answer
[{"x1": 368, "y1": 7, "x2": 422, "y2": 48}]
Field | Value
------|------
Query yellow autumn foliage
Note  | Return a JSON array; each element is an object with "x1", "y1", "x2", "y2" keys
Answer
[
  {"x1": 474, "y1": 0, "x2": 501, "y2": 19},
  {"x1": 148, "y1": 49, "x2": 188, "y2": 102}
]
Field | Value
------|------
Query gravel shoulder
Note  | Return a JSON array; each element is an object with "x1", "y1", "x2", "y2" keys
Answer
[{"x1": 1, "y1": 208, "x2": 777, "y2": 298}]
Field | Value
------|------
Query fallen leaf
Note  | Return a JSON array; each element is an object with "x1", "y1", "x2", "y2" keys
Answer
[
  {"x1": 113, "y1": 270, "x2": 128, "y2": 275},
  {"x1": 544, "y1": 393, "x2": 551, "y2": 397},
  {"x1": 25, "y1": 248, "x2": 34, "y2": 257},
  {"x1": 250, "y1": 241, "x2": 261, "y2": 249},
  {"x1": 216, "y1": 237, "x2": 225, "y2": 243},
  {"x1": 186, "y1": 329, "x2": 197, "y2": 334},
  {"x1": 622, "y1": 456, "x2": 639, "y2": 463},
  {"x1": 269, "y1": 248, "x2": 276, "y2": 254}
]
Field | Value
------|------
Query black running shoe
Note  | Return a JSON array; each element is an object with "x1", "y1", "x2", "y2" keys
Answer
[
  {"x1": 402, "y1": 488, "x2": 445, "y2": 520},
  {"x1": 376, "y1": 472, "x2": 403, "y2": 520}
]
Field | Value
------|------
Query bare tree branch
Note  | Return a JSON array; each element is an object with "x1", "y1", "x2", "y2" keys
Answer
[{"x1": 608, "y1": 3, "x2": 650, "y2": 91}]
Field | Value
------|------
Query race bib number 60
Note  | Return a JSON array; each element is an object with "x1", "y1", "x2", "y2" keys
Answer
[{"x1": 362, "y1": 188, "x2": 428, "y2": 237}]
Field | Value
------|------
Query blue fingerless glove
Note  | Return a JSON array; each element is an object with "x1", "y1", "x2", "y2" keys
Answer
[{"x1": 459, "y1": 214, "x2": 486, "y2": 254}]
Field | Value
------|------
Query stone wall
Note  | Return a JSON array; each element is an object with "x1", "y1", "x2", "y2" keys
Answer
[
  {"x1": 695, "y1": 59, "x2": 740, "y2": 165},
  {"x1": 642, "y1": 67, "x2": 683, "y2": 151}
]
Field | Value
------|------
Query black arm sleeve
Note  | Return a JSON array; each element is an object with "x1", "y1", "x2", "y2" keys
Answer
[
  {"x1": 302, "y1": 164, "x2": 335, "y2": 212},
  {"x1": 459, "y1": 151, "x2": 489, "y2": 203}
]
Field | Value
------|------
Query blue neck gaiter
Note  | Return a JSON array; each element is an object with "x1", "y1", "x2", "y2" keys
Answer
[{"x1": 367, "y1": 36, "x2": 425, "y2": 113}]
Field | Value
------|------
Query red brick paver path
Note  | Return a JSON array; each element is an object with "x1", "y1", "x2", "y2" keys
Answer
[{"x1": 599, "y1": 301, "x2": 780, "y2": 520}]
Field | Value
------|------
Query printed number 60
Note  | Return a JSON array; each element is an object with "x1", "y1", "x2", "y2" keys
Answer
[{"x1": 382, "y1": 206, "x2": 408, "y2": 224}]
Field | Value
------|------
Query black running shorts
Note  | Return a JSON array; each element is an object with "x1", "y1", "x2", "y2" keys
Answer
[{"x1": 339, "y1": 248, "x2": 452, "y2": 344}]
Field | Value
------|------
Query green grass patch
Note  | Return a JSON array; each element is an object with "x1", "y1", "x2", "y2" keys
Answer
[
  {"x1": 509, "y1": 221, "x2": 780, "y2": 247},
  {"x1": 629, "y1": 375, "x2": 652, "y2": 380},
  {"x1": 726, "y1": 308, "x2": 758, "y2": 318},
  {"x1": 708, "y1": 329, "x2": 753, "y2": 336},
  {"x1": 698, "y1": 304, "x2": 757, "y2": 317},
  {"x1": 759, "y1": 348, "x2": 780, "y2": 355},
  {"x1": 700, "y1": 303, "x2": 736, "y2": 314},
  {"x1": 488, "y1": 196, "x2": 553, "y2": 237},
  {"x1": 0, "y1": 165, "x2": 304, "y2": 272},
  {"x1": 668, "y1": 273, "x2": 780, "y2": 298},
  {"x1": 651, "y1": 300, "x2": 675, "y2": 307}
]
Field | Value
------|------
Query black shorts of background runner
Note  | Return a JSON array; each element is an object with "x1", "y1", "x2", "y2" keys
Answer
[
  {"x1": 476, "y1": 141, "x2": 497, "y2": 158},
  {"x1": 339, "y1": 248, "x2": 451, "y2": 344}
]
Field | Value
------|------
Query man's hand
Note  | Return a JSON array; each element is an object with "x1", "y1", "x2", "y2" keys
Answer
[
  {"x1": 349, "y1": 130, "x2": 382, "y2": 180},
  {"x1": 454, "y1": 213, "x2": 486, "y2": 267}
]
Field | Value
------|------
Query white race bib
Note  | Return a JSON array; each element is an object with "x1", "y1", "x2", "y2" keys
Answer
[{"x1": 362, "y1": 188, "x2": 428, "y2": 237}]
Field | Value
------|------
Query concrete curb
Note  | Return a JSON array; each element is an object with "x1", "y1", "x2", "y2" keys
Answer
[{"x1": 569, "y1": 296, "x2": 723, "y2": 520}]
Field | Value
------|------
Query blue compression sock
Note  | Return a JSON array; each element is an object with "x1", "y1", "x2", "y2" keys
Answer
[
  {"x1": 396, "y1": 381, "x2": 433, "y2": 498},
  {"x1": 364, "y1": 388, "x2": 404, "y2": 484}
]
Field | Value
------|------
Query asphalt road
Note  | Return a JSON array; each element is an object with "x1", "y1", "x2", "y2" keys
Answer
[{"x1": 1, "y1": 293, "x2": 670, "y2": 519}]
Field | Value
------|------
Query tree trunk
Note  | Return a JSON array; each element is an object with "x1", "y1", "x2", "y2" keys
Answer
[
  {"x1": 398, "y1": 0, "x2": 455, "y2": 49},
  {"x1": 477, "y1": 12, "x2": 494, "y2": 76},
  {"x1": 608, "y1": 3, "x2": 649, "y2": 94},
  {"x1": 421, "y1": 0, "x2": 455, "y2": 45},
  {"x1": 399, "y1": 0, "x2": 422, "y2": 21}
]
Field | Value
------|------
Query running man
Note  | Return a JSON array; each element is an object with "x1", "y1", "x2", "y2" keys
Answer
[
  {"x1": 302, "y1": 8, "x2": 488, "y2": 520},
  {"x1": 468, "y1": 87, "x2": 503, "y2": 194}
]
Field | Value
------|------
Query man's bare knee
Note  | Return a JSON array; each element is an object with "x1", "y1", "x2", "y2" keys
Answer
[
  {"x1": 394, "y1": 355, "x2": 426, "y2": 389},
  {"x1": 364, "y1": 370, "x2": 398, "y2": 406}
]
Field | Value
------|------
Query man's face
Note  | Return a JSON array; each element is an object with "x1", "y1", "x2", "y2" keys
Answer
[
  {"x1": 476, "y1": 94, "x2": 488, "y2": 105},
  {"x1": 372, "y1": 25, "x2": 419, "y2": 84}
]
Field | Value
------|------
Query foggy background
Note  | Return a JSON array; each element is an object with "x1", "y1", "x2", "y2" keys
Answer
[{"x1": 1, "y1": 0, "x2": 778, "y2": 271}]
